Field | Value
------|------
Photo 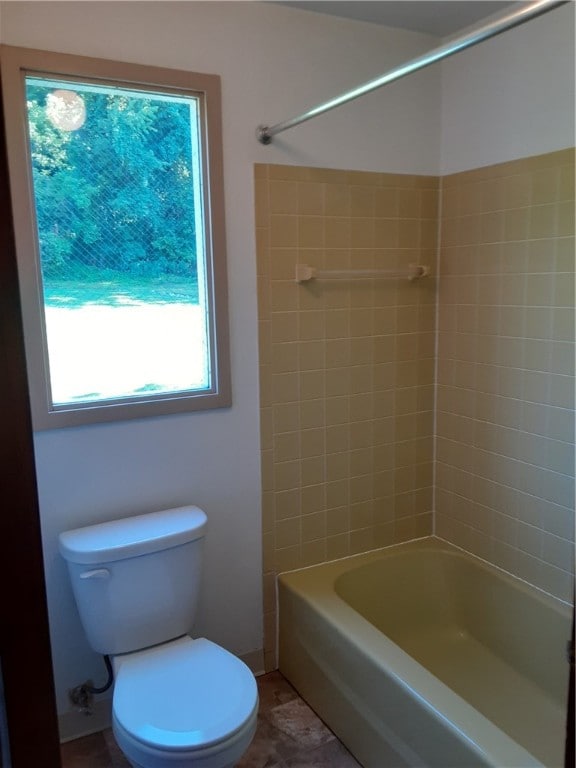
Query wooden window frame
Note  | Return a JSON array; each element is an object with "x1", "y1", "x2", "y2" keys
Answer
[{"x1": 1, "y1": 46, "x2": 231, "y2": 430}]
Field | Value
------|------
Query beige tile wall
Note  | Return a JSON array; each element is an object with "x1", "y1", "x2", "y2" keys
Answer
[
  {"x1": 436, "y1": 148, "x2": 575, "y2": 603},
  {"x1": 255, "y1": 151, "x2": 574, "y2": 671},
  {"x1": 255, "y1": 164, "x2": 439, "y2": 670}
]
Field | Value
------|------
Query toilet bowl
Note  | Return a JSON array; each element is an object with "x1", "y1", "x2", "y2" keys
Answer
[
  {"x1": 59, "y1": 506, "x2": 258, "y2": 768},
  {"x1": 112, "y1": 637, "x2": 258, "y2": 768}
]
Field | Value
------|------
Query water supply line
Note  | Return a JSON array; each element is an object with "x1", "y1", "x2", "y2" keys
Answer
[
  {"x1": 257, "y1": 0, "x2": 568, "y2": 144},
  {"x1": 84, "y1": 654, "x2": 114, "y2": 694},
  {"x1": 68, "y1": 655, "x2": 114, "y2": 715}
]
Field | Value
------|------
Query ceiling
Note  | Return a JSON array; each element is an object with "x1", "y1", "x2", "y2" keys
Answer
[{"x1": 276, "y1": 2, "x2": 520, "y2": 38}]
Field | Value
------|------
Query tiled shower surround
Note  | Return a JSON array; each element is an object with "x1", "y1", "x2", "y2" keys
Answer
[
  {"x1": 436, "y1": 149, "x2": 575, "y2": 602},
  {"x1": 255, "y1": 150, "x2": 574, "y2": 671}
]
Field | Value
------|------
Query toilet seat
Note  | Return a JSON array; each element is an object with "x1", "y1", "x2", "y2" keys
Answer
[
  {"x1": 113, "y1": 712, "x2": 257, "y2": 768},
  {"x1": 112, "y1": 636, "x2": 258, "y2": 766}
]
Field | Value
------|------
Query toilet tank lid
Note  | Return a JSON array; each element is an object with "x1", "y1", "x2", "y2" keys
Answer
[{"x1": 59, "y1": 506, "x2": 207, "y2": 565}]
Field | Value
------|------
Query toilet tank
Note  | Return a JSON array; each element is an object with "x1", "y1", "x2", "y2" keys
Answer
[{"x1": 59, "y1": 506, "x2": 207, "y2": 655}]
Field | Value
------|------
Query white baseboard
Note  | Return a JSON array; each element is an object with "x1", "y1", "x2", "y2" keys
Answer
[
  {"x1": 59, "y1": 696, "x2": 112, "y2": 743},
  {"x1": 240, "y1": 647, "x2": 265, "y2": 676}
]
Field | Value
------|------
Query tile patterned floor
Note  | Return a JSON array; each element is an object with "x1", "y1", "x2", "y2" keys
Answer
[{"x1": 60, "y1": 671, "x2": 362, "y2": 768}]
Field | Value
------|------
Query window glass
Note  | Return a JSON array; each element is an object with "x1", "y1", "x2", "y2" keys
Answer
[{"x1": 26, "y1": 77, "x2": 211, "y2": 406}]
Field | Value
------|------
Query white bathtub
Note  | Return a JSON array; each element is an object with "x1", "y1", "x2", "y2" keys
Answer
[{"x1": 278, "y1": 537, "x2": 571, "y2": 768}]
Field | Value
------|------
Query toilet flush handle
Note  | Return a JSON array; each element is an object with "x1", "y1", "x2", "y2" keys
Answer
[{"x1": 79, "y1": 568, "x2": 110, "y2": 579}]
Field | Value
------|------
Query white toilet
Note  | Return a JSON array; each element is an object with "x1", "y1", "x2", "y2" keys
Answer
[{"x1": 59, "y1": 506, "x2": 258, "y2": 768}]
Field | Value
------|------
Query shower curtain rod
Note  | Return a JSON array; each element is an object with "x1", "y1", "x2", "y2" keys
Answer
[{"x1": 257, "y1": 0, "x2": 567, "y2": 144}]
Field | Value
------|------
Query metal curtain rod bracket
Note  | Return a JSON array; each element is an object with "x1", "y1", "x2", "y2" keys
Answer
[
  {"x1": 257, "y1": 0, "x2": 567, "y2": 145},
  {"x1": 295, "y1": 264, "x2": 430, "y2": 283}
]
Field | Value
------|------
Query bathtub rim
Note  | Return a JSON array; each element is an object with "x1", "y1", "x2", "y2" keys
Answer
[
  {"x1": 279, "y1": 535, "x2": 573, "y2": 609},
  {"x1": 278, "y1": 535, "x2": 572, "y2": 768}
]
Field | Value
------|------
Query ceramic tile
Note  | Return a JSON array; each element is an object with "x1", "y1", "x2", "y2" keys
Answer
[
  {"x1": 437, "y1": 150, "x2": 575, "y2": 599},
  {"x1": 60, "y1": 730, "x2": 130, "y2": 768},
  {"x1": 258, "y1": 152, "x2": 574, "y2": 671},
  {"x1": 283, "y1": 738, "x2": 362, "y2": 767},
  {"x1": 236, "y1": 715, "x2": 288, "y2": 768},
  {"x1": 254, "y1": 671, "x2": 300, "y2": 710},
  {"x1": 101, "y1": 730, "x2": 131, "y2": 767},
  {"x1": 266, "y1": 698, "x2": 335, "y2": 751},
  {"x1": 61, "y1": 672, "x2": 360, "y2": 768}
]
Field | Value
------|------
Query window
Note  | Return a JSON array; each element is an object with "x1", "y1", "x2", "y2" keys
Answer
[{"x1": 1, "y1": 46, "x2": 231, "y2": 429}]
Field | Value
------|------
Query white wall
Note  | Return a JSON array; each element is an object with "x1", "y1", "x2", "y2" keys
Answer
[
  {"x1": 0, "y1": 1, "x2": 441, "y2": 723},
  {"x1": 440, "y1": 1, "x2": 575, "y2": 173}
]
